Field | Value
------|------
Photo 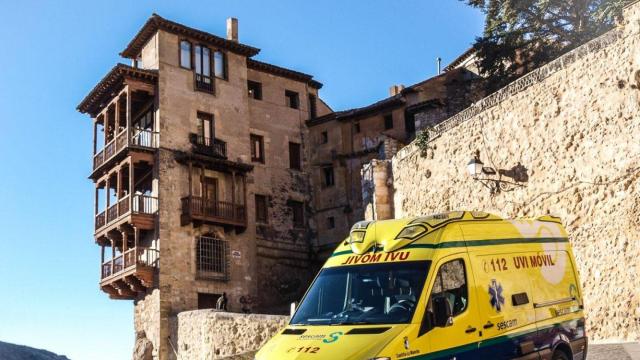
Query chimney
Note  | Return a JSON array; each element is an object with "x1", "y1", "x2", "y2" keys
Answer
[
  {"x1": 389, "y1": 84, "x2": 405, "y2": 97},
  {"x1": 227, "y1": 17, "x2": 238, "y2": 42}
]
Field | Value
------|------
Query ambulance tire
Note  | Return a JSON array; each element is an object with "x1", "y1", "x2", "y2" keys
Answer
[{"x1": 551, "y1": 349, "x2": 570, "y2": 360}]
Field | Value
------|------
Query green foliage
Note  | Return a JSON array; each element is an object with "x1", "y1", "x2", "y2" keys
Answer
[
  {"x1": 415, "y1": 129, "x2": 432, "y2": 157},
  {"x1": 464, "y1": 0, "x2": 633, "y2": 91}
]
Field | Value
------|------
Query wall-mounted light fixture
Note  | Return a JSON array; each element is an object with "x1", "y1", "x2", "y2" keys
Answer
[{"x1": 467, "y1": 150, "x2": 527, "y2": 195}]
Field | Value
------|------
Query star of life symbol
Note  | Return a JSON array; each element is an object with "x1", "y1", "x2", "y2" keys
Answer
[{"x1": 489, "y1": 279, "x2": 505, "y2": 312}]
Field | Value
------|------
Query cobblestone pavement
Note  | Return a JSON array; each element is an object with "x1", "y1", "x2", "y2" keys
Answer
[{"x1": 588, "y1": 343, "x2": 640, "y2": 360}]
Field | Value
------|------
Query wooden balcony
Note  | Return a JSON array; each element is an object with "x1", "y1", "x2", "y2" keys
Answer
[
  {"x1": 92, "y1": 129, "x2": 158, "y2": 174},
  {"x1": 100, "y1": 247, "x2": 158, "y2": 300},
  {"x1": 95, "y1": 194, "x2": 157, "y2": 235},
  {"x1": 189, "y1": 133, "x2": 227, "y2": 159},
  {"x1": 181, "y1": 196, "x2": 246, "y2": 228}
]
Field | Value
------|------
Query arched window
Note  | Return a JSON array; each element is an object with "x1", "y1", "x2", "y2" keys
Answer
[
  {"x1": 196, "y1": 235, "x2": 228, "y2": 280},
  {"x1": 180, "y1": 40, "x2": 191, "y2": 69}
]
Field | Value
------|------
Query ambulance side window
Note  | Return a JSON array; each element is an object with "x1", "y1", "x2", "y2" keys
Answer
[{"x1": 429, "y1": 259, "x2": 468, "y2": 317}]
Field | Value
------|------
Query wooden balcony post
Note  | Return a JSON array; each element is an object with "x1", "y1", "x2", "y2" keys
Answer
[
  {"x1": 102, "y1": 112, "x2": 108, "y2": 147},
  {"x1": 94, "y1": 183, "x2": 99, "y2": 215},
  {"x1": 116, "y1": 166, "x2": 122, "y2": 201},
  {"x1": 122, "y1": 229, "x2": 128, "y2": 253},
  {"x1": 93, "y1": 119, "x2": 98, "y2": 155},
  {"x1": 105, "y1": 176, "x2": 111, "y2": 210},
  {"x1": 110, "y1": 237, "x2": 115, "y2": 276},
  {"x1": 129, "y1": 159, "x2": 134, "y2": 212},
  {"x1": 100, "y1": 244, "x2": 105, "y2": 277},
  {"x1": 126, "y1": 86, "x2": 131, "y2": 144}
]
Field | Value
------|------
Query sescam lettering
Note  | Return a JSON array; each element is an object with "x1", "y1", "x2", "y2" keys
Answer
[{"x1": 340, "y1": 251, "x2": 410, "y2": 265}]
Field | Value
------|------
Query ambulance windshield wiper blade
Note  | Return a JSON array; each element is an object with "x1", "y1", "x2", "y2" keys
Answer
[{"x1": 330, "y1": 321, "x2": 369, "y2": 325}]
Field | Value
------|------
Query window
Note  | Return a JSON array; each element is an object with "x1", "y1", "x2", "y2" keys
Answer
[
  {"x1": 247, "y1": 80, "x2": 262, "y2": 100},
  {"x1": 180, "y1": 40, "x2": 192, "y2": 69},
  {"x1": 384, "y1": 114, "x2": 394, "y2": 130},
  {"x1": 255, "y1": 194, "x2": 268, "y2": 223},
  {"x1": 197, "y1": 112, "x2": 214, "y2": 144},
  {"x1": 323, "y1": 166, "x2": 335, "y2": 187},
  {"x1": 285, "y1": 90, "x2": 299, "y2": 109},
  {"x1": 354, "y1": 122, "x2": 361, "y2": 133},
  {"x1": 250, "y1": 134, "x2": 264, "y2": 163},
  {"x1": 194, "y1": 45, "x2": 213, "y2": 92},
  {"x1": 289, "y1": 142, "x2": 301, "y2": 170},
  {"x1": 196, "y1": 235, "x2": 228, "y2": 280},
  {"x1": 214, "y1": 51, "x2": 226, "y2": 79},
  {"x1": 289, "y1": 200, "x2": 304, "y2": 228},
  {"x1": 320, "y1": 131, "x2": 328, "y2": 144},
  {"x1": 429, "y1": 259, "x2": 468, "y2": 319},
  {"x1": 309, "y1": 94, "x2": 317, "y2": 119},
  {"x1": 197, "y1": 293, "x2": 221, "y2": 309},
  {"x1": 327, "y1": 216, "x2": 335, "y2": 229}
]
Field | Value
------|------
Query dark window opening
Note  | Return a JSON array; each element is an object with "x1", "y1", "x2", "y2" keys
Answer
[
  {"x1": 309, "y1": 94, "x2": 317, "y2": 119},
  {"x1": 320, "y1": 131, "x2": 328, "y2": 144},
  {"x1": 255, "y1": 194, "x2": 268, "y2": 223},
  {"x1": 354, "y1": 122, "x2": 361, "y2": 133},
  {"x1": 196, "y1": 235, "x2": 228, "y2": 280},
  {"x1": 323, "y1": 166, "x2": 335, "y2": 187},
  {"x1": 289, "y1": 142, "x2": 301, "y2": 170},
  {"x1": 180, "y1": 40, "x2": 192, "y2": 69},
  {"x1": 198, "y1": 292, "x2": 221, "y2": 309},
  {"x1": 290, "y1": 201, "x2": 304, "y2": 229},
  {"x1": 384, "y1": 114, "x2": 394, "y2": 130},
  {"x1": 248, "y1": 80, "x2": 262, "y2": 100},
  {"x1": 285, "y1": 90, "x2": 299, "y2": 109},
  {"x1": 327, "y1": 216, "x2": 335, "y2": 229},
  {"x1": 250, "y1": 134, "x2": 265, "y2": 163}
]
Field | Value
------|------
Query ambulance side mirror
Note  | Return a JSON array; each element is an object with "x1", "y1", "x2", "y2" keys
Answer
[
  {"x1": 290, "y1": 302, "x2": 297, "y2": 317},
  {"x1": 433, "y1": 297, "x2": 453, "y2": 328}
]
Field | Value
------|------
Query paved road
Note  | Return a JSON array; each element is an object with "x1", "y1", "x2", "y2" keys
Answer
[{"x1": 588, "y1": 343, "x2": 640, "y2": 360}]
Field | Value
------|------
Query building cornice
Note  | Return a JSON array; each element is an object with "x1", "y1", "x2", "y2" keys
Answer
[
  {"x1": 120, "y1": 14, "x2": 261, "y2": 59},
  {"x1": 247, "y1": 59, "x2": 323, "y2": 89}
]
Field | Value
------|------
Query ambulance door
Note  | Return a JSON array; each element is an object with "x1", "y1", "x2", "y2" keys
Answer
[
  {"x1": 422, "y1": 253, "x2": 482, "y2": 359},
  {"x1": 471, "y1": 252, "x2": 537, "y2": 359}
]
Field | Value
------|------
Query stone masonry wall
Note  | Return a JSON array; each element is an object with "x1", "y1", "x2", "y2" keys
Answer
[
  {"x1": 390, "y1": 3, "x2": 640, "y2": 341},
  {"x1": 170, "y1": 310, "x2": 287, "y2": 359}
]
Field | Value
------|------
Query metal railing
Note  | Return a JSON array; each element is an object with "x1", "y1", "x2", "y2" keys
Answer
[
  {"x1": 101, "y1": 247, "x2": 159, "y2": 280},
  {"x1": 195, "y1": 73, "x2": 214, "y2": 93},
  {"x1": 189, "y1": 133, "x2": 227, "y2": 159},
  {"x1": 181, "y1": 196, "x2": 246, "y2": 225},
  {"x1": 92, "y1": 128, "x2": 159, "y2": 171}
]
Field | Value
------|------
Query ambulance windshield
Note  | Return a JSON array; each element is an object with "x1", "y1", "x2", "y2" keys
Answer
[{"x1": 291, "y1": 261, "x2": 430, "y2": 325}]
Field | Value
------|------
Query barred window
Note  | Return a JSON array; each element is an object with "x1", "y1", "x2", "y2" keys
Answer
[{"x1": 196, "y1": 236, "x2": 228, "y2": 280}]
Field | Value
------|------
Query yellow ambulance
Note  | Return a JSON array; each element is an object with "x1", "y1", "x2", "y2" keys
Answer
[{"x1": 255, "y1": 211, "x2": 587, "y2": 360}]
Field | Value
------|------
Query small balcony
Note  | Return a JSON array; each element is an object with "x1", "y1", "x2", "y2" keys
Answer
[
  {"x1": 181, "y1": 196, "x2": 246, "y2": 228},
  {"x1": 95, "y1": 194, "x2": 158, "y2": 233},
  {"x1": 100, "y1": 247, "x2": 159, "y2": 300},
  {"x1": 189, "y1": 133, "x2": 227, "y2": 159},
  {"x1": 195, "y1": 73, "x2": 214, "y2": 93},
  {"x1": 93, "y1": 129, "x2": 158, "y2": 173}
]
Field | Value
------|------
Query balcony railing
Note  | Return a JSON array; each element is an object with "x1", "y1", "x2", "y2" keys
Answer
[
  {"x1": 181, "y1": 196, "x2": 246, "y2": 226},
  {"x1": 195, "y1": 73, "x2": 214, "y2": 93},
  {"x1": 95, "y1": 194, "x2": 158, "y2": 231},
  {"x1": 101, "y1": 247, "x2": 159, "y2": 280},
  {"x1": 189, "y1": 133, "x2": 227, "y2": 159},
  {"x1": 92, "y1": 129, "x2": 159, "y2": 171}
]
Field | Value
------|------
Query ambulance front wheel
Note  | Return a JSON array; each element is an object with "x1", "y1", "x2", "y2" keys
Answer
[{"x1": 551, "y1": 349, "x2": 570, "y2": 360}]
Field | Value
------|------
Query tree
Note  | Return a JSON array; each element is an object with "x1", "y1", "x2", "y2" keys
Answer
[{"x1": 465, "y1": 0, "x2": 633, "y2": 91}]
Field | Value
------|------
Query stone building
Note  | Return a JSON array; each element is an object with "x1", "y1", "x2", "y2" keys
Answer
[
  {"x1": 76, "y1": 15, "x2": 329, "y2": 359},
  {"x1": 306, "y1": 66, "x2": 482, "y2": 255}
]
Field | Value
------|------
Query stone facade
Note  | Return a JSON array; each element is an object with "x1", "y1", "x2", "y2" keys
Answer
[
  {"x1": 78, "y1": 15, "x2": 327, "y2": 360},
  {"x1": 384, "y1": 2, "x2": 640, "y2": 341},
  {"x1": 170, "y1": 310, "x2": 287, "y2": 359},
  {"x1": 307, "y1": 67, "x2": 483, "y2": 256}
]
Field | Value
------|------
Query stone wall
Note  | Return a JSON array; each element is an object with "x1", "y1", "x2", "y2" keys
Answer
[
  {"x1": 170, "y1": 310, "x2": 288, "y2": 359},
  {"x1": 388, "y1": 3, "x2": 640, "y2": 341}
]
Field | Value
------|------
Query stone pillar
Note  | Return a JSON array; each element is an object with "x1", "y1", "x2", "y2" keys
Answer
[{"x1": 361, "y1": 159, "x2": 394, "y2": 221}]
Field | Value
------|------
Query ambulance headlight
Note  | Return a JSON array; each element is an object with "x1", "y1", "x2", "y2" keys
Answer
[
  {"x1": 395, "y1": 225, "x2": 427, "y2": 240},
  {"x1": 349, "y1": 230, "x2": 366, "y2": 243}
]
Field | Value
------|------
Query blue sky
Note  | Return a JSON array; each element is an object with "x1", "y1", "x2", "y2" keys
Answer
[{"x1": 0, "y1": 1, "x2": 482, "y2": 359}]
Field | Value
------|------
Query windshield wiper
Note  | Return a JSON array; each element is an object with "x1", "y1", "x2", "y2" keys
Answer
[{"x1": 330, "y1": 321, "x2": 369, "y2": 326}]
